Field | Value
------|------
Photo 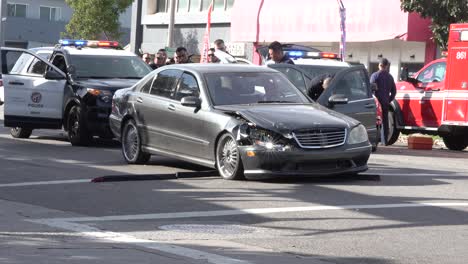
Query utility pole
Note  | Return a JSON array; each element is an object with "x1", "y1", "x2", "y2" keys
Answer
[
  {"x1": 130, "y1": 0, "x2": 143, "y2": 55},
  {"x1": 0, "y1": 0, "x2": 7, "y2": 47},
  {"x1": 166, "y1": 0, "x2": 176, "y2": 48}
]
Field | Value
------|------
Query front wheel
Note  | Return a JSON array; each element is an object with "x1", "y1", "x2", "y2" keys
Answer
[
  {"x1": 10, "y1": 127, "x2": 33, "y2": 138},
  {"x1": 216, "y1": 133, "x2": 245, "y2": 180},
  {"x1": 67, "y1": 105, "x2": 92, "y2": 146},
  {"x1": 121, "y1": 119, "x2": 151, "y2": 164},
  {"x1": 442, "y1": 135, "x2": 468, "y2": 151},
  {"x1": 386, "y1": 110, "x2": 400, "y2": 146}
]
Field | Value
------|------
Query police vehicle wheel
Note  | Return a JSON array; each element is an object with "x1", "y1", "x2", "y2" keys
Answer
[
  {"x1": 216, "y1": 133, "x2": 245, "y2": 181},
  {"x1": 10, "y1": 127, "x2": 32, "y2": 139},
  {"x1": 442, "y1": 135, "x2": 468, "y2": 151},
  {"x1": 67, "y1": 106, "x2": 92, "y2": 146},
  {"x1": 122, "y1": 119, "x2": 150, "y2": 164},
  {"x1": 386, "y1": 110, "x2": 400, "y2": 146}
]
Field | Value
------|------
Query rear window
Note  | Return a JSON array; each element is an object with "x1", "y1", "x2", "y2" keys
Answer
[{"x1": 69, "y1": 55, "x2": 151, "y2": 79}]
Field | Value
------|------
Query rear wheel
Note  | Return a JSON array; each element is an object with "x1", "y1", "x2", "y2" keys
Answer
[
  {"x1": 216, "y1": 133, "x2": 245, "y2": 180},
  {"x1": 121, "y1": 119, "x2": 151, "y2": 164},
  {"x1": 10, "y1": 127, "x2": 32, "y2": 138},
  {"x1": 386, "y1": 110, "x2": 400, "y2": 146},
  {"x1": 442, "y1": 135, "x2": 468, "y2": 151},
  {"x1": 67, "y1": 105, "x2": 92, "y2": 146}
]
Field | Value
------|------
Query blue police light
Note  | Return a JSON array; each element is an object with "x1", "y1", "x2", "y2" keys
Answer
[
  {"x1": 288, "y1": 51, "x2": 304, "y2": 57},
  {"x1": 59, "y1": 39, "x2": 88, "y2": 46}
]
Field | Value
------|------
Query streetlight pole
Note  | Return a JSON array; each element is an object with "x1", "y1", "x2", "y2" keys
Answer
[
  {"x1": 166, "y1": 0, "x2": 176, "y2": 48},
  {"x1": 0, "y1": 0, "x2": 7, "y2": 47}
]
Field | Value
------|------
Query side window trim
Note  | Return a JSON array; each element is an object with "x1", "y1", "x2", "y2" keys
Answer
[
  {"x1": 175, "y1": 71, "x2": 200, "y2": 102},
  {"x1": 149, "y1": 69, "x2": 183, "y2": 100}
]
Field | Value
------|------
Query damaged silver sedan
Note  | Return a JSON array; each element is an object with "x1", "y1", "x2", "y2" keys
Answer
[{"x1": 109, "y1": 64, "x2": 371, "y2": 180}]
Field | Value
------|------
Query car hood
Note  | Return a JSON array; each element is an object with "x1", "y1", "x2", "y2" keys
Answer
[
  {"x1": 75, "y1": 78, "x2": 140, "y2": 92},
  {"x1": 215, "y1": 104, "x2": 358, "y2": 134}
]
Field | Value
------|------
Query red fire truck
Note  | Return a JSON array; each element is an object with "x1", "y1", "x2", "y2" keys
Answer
[{"x1": 389, "y1": 23, "x2": 468, "y2": 150}]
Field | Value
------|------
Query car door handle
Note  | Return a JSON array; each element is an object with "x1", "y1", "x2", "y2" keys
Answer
[
  {"x1": 365, "y1": 103, "x2": 375, "y2": 109},
  {"x1": 8, "y1": 81, "x2": 24, "y2": 86},
  {"x1": 136, "y1": 97, "x2": 143, "y2": 103},
  {"x1": 168, "y1": 104, "x2": 176, "y2": 111}
]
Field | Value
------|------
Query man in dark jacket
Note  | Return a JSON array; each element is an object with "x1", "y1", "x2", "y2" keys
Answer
[
  {"x1": 308, "y1": 74, "x2": 334, "y2": 101},
  {"x1": 268, "y1": 41, "x2": 294, "y2": 64},
  {"x1": 370, "y1": 58, "x2": 397, "y2": 145}
]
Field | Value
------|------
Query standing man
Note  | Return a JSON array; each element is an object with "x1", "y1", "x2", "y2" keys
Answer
[
  {"x1": 214, "y1": 39, "x2": 227, "y2": 52},
  {"x1": 208, "y1": 48, "x2": 220, "y2": 63},
  {"x1": 174, "y1": 47, "x2": 192, "y2": 64},
  {"x1": 142, "y1": 53, "x2": 152, "y2": 65},
  {"x1": 150, "y1": 49, "x2": 168, "y2": 69},
  {"x1": 370, "y1": 58, "x2": 397, "y2": 145},
  {"x1": 267, "y1": 41, "x2": 294, "y2": 64}
]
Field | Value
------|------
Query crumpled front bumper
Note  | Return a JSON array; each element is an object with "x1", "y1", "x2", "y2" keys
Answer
[{"x1": 239, "y1": 143, "x2": 371, "y2": 179}]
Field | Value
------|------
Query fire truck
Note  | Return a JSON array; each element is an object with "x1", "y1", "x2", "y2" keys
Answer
[{"x1": 389, "y1": 23, "x2": 468, "y2": 150}]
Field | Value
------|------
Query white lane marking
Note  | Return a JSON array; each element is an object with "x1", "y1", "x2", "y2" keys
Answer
[
  {"x1": 43, "y1": 202, "x2": 468, "y2": 223},
  {"x1": 0, "y1": 179, "x2": 90, "y2": 188},
  {"x1": 366, "y1": 173, "x2": 467, "y2": 177},
  {"x1": 27, "y1": 219, "x2": 249, "y2": 264}
]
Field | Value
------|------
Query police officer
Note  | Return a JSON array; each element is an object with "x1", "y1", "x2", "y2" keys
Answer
[
  {"x1": 370, "y1": 58, "x2": 397, "y2": 145},
  {"x1": 267, "y1": 41, "x2": 294, "y2": 64}
]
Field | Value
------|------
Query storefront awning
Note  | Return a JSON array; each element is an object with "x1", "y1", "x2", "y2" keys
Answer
[{"x1": 231, "y1": 0, "x2": 432, "y2": 43}]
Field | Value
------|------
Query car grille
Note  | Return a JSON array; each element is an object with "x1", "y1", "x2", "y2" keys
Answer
[{"x1": 293, "y1": 128, "x2": 346, "y2": 149}]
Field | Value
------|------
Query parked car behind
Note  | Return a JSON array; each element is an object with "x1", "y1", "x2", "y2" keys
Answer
[
  {"x1": 110, "y1": 64, "x2": 372, "y2": 180},
  {"x1": 268, "y1": 54, "x2": 379, "y2": 151}
]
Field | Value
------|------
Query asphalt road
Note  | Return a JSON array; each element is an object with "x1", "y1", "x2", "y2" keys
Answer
[{"x1": 1, "y1": 106, "x2": 468, "y2": 264}]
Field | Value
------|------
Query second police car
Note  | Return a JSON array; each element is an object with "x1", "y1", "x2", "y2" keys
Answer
[{"x1": 0, "y1": 40, "x2": 151, "y2": 146}]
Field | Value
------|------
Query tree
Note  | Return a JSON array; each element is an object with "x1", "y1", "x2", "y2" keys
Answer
[
  {"x1": 65, "y1": 0, "x2": 133, "y2": 41},
  {"x1": 401, "y1": 0, "x2": 468, "y2": 50}
]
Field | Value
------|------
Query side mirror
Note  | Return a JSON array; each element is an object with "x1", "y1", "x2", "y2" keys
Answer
[
  {"x1": 181, "y1": 96, "x2": 201, "y2": 108},
  {"x1": 44, "y1": 70, "x2": 65, "y2": 80},
  {"x1": 328, "y1": 94, "x2": 349, "y2": 106}
]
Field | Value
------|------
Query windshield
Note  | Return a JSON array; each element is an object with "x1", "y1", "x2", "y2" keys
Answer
[
  {"x1": 70, "y1": 55, "x2": 151, "y2": 79},
  {"x1": 205, "y1": 72, "x2": 310, "y2": 106}
]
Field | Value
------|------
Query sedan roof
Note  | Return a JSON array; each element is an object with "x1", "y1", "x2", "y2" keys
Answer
[{"x1": 161, "y1": 64, "x2": 278, "y2": 74}]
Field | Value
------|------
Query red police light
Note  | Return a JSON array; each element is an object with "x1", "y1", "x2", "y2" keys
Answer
[
  {"x1": 320, "y1": 52, "x2": 338, "y2": 59},
  {"x1": 97, "y1": 41, "x2": 119, "y2": 47}
]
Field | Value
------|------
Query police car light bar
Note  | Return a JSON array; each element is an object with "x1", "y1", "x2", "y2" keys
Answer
[
  {"x1": 59, "y1": 39, "x2": 120, "y2": 48},
  {"x1": 287, "y1": 51, "x2": 339, "y2": 60}
]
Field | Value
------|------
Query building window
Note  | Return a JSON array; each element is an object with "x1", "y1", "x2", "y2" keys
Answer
[
  {"x1": 201, "y1": 0, "x2": 212, "y2": 10},
  {"x1": 7, "y1": 3, "x2": 27, "y2": 18},
  {"x1": 157, "y1": 0, "x2": 167, "y2": 13},
  {"x1": 212, "y1": 0, "x2": 235, "y2": 11},
  {"x1": 40, "y1": 6, "x2": 61, "y2": 21},
  {"x1": 177, "y1": 0, "x2": 189, "y2": 12},
  {"x1": 189, "y1": 0, "x2": 201, "y2": 12},
  {"x1": 174, "y1": 0, "x2": 234, "y2": 13}
]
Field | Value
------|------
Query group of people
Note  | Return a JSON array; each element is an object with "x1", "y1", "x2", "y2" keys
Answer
[{"x1": 141, "y1": 39, "x2": 229, "y2": 69}]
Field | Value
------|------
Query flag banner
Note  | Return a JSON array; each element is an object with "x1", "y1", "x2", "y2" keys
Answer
[
  {"x1": 200, "y1": 1, "x2": 213, "y2": 63},
  {"x1": 338, "y1": 0, "x2": 346, "y2": 62}
]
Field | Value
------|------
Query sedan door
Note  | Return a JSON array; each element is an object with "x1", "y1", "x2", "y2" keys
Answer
[
  {"x1": 317, "y1": 66, "x2": 377, "y2": 138},
  {"x1": 162, "y1": 72, "x2": 211, "y2": 160},
  {"x1": 1, "y1": 48, "x2": 67, "y2": 129},
  {"x1": 136, "y1": 69, "x2": 183, "y2": 151}
]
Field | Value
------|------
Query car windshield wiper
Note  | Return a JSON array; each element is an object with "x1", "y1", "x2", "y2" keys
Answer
[{"x1": 256, "y1": 100, "x2": 297, "y2": 104}]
